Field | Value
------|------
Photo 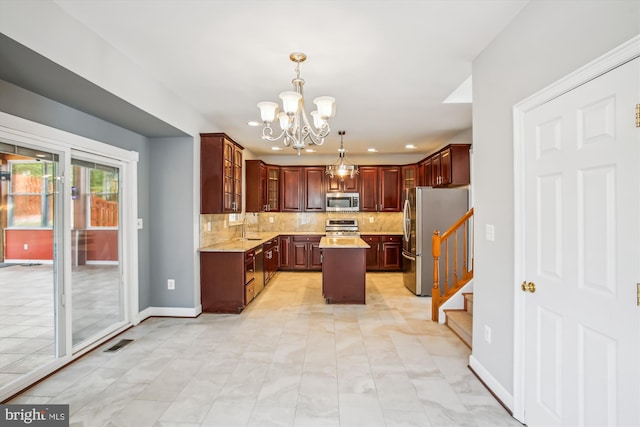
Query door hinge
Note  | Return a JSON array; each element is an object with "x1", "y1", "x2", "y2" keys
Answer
[{"x1": 636, "y1": 104, "x2": 640, "y2": 128}]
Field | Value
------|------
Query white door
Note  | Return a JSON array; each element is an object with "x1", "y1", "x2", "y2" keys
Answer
[{"x1": 522, "y1": 57, "x2": 639, "y2": 426}]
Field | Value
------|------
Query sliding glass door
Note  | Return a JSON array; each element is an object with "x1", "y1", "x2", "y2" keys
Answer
[
  {"x1": 0, "y1": 113, "x2": 138, "y2": 401},
  {"x1": 70, "y1": 158, "x2": 123, "y2": 350},
  {"x1": 0, "y1": 142, "x2": 64, "y2": 390}
]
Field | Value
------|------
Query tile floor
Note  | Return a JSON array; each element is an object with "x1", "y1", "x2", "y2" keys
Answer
[
  {"x1": 8, "y1": 271, "x2": 521, "y2": 427},
  {"x1": 0, "y1": 264, "x2": 121, "y2": 385}
]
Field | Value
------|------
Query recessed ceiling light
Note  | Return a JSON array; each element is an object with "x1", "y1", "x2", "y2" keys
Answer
[
  {"x1": 405, "y1": 144, "x2": 417, "y2": 149},
  {"x1": 271, "y1": 146, "x2": 283, "y2": 151},
  {"x1": 247, "y1": 121, "x2": 260, "y2": 127},
  {"x1": 368, "y1": 148, "x2": 378, "y2": 153}
]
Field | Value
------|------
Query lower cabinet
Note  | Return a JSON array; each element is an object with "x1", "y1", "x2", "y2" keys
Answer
[
  {"x1": 360, "y1": 234, "x2": 402, "y2": 271},
  {"x1": 264, "y1": 237, "x2": 279, "y2": 284},
  {"x1": 291, "y1": 235, "x2": 323, "y2": 270},
  {"x1": 201, "y1": 247, "x2": 264, "y2": 313},
  {"x1": 279, "y1": 235, "x2": 292, "y2": 269}
]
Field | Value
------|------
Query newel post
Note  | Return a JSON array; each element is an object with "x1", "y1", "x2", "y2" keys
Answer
[{"x1": 432, "y1": 230, "x2": 441, "y2": 322}]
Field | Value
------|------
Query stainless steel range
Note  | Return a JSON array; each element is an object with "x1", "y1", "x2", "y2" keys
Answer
[{"x1": 325, "y1": 218, "x2": 359, "y2": 236}]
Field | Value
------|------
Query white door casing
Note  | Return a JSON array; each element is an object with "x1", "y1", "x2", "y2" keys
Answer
[{"x1": 513, "y1": 37, "x2": 640, "y2": 426}]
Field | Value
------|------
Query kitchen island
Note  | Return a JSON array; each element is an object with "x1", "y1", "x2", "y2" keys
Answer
[{"x1": 319, "y1": 236, "x2": 370, "y2": 304}]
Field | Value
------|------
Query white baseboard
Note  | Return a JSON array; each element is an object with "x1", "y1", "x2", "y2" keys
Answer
[
  {"x1": 138, "y1": 305, "x2": 202, "y2": 322},
  {"x1": 469, "y1": 354, "x2": 513, "y2": 411}
]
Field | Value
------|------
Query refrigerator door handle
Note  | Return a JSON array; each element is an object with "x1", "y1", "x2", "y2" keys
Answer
[
  {"x1": 402, "y1": 251, "x2": 416, "y2": 261},
  {"x1": 402, "y1": 199, "x2": 411, "y2": 242}
]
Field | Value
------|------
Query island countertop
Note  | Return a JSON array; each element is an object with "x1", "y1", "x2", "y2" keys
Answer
[{"x1": 319, "y1": 236, "x2": 371, "y2": 249}]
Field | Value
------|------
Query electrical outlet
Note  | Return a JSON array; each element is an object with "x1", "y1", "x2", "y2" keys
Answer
[
  {"x1": 137, "y1": 218, "x2": 144, "y2": 229},
  {"x1": 167, "y1": 279, "x2": 175, "y2": 290},
  {"x1": 269, "y1": 217, "x2": 274, "y2": 223},
  {"x1": 207, "y1": 221, "x2": 212, "y2": 232},
  {"x1": 369, "y1": 217, "x2": 374, "y2": 223},
  {"x1": 484, "y1": 325, "x2": 492, "y2": 343},
  {"x1": 23, "y1": 244, "x2": 29, "y2": 250}
]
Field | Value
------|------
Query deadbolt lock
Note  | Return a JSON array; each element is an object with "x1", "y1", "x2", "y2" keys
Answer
[{"x1": 521, "y1": 281, "x2": 536, "y2": 293}]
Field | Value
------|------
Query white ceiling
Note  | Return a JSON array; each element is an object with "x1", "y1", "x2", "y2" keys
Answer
[{"x1": 52, "y1": 0, "x2": 528, "y2": 157}]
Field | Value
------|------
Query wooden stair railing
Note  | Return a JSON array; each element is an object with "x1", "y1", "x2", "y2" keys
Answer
[{"x1": 432, "y1": 208, "x2": 474, "y2": 322}]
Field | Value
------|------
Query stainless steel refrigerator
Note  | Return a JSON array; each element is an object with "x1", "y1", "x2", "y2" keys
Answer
[{"x1": 402, "y1": 187, "x2": 468, "y2": 296}]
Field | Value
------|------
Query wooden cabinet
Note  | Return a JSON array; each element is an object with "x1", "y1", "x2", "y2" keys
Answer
[
  {"x1": 361, "y1": 235, "x2": 380, "y2": 270},
  {"x1": 200, "y1": 133, "x2": 243, "y2": 214},
  {"x1": 321, "y1": 247, "x2": 366, "y2": 304},
  {"x1": 246, "y1": 161, "x2": 279, "y2": 212},
  {"x1": 280, "y1": 167, "x2": 303, "y2": 212},
  {"x1": 402, "y1": 165, "x2": 417, "y2": 191},
  {"x1": 279, "y1": 235, "x2": 292, "y2": 269},
  {"x1": 359, "y1": 167, "x2": 379, "y2": 212},
  {"x1": 431, "y1": 144, "x2": 470, "y2": 187},
  {"x1": 360, "y1": 166, "x2": 401, "y2": 212},
  {"x1": 281, "y1": 166, "x2": 326, "y2": 212},
  {"x1": 263, "y1": 237, "x2": 279, "y2": 284},
  {"x1": 360, "y1": 234, "x2": 402, "y2": 271},
  {"x1": 201, "y1": 250, "x2": 250, "y2": 313},
  {"x1": 291, "y1": 235, "x2": 322, "y2": 270},
  {"x1": 267, "y1": 166, "x2": 280, "y2": 211},
  {"x1": 326, "y1": 174, "x2": 359, "y2": 193},
  {"x1": 304, "y1": 167, "x2": 326, "y2": 211},
  {"x1": 379, "y1": 166, "x2": 401, "y2": 211},
  {"x1": 419, "y1": 157, "x2": 433, "y2": 187},
  {"x1": 380, "y1": 235, "x2": 402, "y2": 270}
]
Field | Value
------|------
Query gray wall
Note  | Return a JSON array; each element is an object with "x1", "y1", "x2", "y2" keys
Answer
[
  {"x1": 471, "y1": 0, "x2": 640, "y2": 394},
  {"x1": 148, "y1": 136, "x2": 195, "y2": 308},
  {"x1": 0, "y1": 79, "x2": 197, "y2": 311}
]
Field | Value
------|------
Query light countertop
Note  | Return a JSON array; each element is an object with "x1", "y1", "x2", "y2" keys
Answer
[
  {"x1": 200, "y1": 231, "x2": 395, "y2": 252},
  {"x1": 319, "y1": 236, "x2": 370, "y2": 249}
]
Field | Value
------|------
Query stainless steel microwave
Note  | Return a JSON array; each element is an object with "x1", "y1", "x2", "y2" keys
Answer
[{"x1": 326, "y1": 193, "x2": 360, "y2": 212}]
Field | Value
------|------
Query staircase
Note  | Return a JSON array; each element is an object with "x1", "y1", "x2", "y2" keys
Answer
[{"x1": 444, "y1": 292, "x2": 473, "y2": 348}]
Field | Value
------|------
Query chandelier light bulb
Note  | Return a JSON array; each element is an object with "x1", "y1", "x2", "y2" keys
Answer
[
  {"x1": 313, "y1": 96, "x2": 335, "y2": 119},
  {"x1": 257, "y1": 101, "x2": 278, "y2": 123},
  {"x1": 278, "y1": 91, "x2": 302, "y2": 114}
]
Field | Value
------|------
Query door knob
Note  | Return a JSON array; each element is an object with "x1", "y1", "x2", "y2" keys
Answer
[{"x1": 521, "y1": 281, "x2": 536, "y2": 293}]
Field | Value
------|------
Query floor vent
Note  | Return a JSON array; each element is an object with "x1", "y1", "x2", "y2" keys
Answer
[{"x1": 104, "y1": 339, "x2": 133, "y2": 352}]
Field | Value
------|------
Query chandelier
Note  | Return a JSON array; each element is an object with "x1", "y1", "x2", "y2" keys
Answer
[
  {"x1": 325, "y1": 131, "x2": 359, "y2": 179},
  {"x1": 257, "y1": 52, "x2": 335, "y2": 155}
]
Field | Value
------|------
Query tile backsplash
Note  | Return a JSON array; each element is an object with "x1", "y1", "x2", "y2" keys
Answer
[{"x1": 200, "y1": 211, "x2": 402, "y2": 247}]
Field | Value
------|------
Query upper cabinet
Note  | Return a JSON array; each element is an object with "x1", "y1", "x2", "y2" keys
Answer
[
  {"x1": 280, "y1": 166, "x2": 303, "y2": 212},
  {"x1": 326, "y1": 174, "x2": 359, "y2": 193},
  {"x1": 402, "y1": 164, "x2": 417, "y2": 191},
  {"x1": 304, "y1": 167, "x2": 326, "y2": 211},
  {"x1": 246, "y1": 160, "x2": 279, "y2": 212},
  {"x1": 360, "y1": 166, "x2": 401, "y2": 212},
  {"x1": 431, "y1": 144, "x2": 470, "y2": 187},
  {"x1": 200, "y1": 133, "x2": 243, "y2": 214},
  {"x1": 359, "y1": 167, "x2": 378, "y2": 212},
  {"x1": 280, "y1": 166, "x2": 326, "y2": 212}
]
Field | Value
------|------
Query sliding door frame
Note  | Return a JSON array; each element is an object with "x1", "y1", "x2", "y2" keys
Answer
[{"x1": 0, "y1": 112, "x2": 139, "y2": 401}]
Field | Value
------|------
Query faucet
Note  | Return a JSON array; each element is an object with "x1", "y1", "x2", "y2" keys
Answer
[{"x1": 241, "y1": 214, "x2": 246, "y2": 239}]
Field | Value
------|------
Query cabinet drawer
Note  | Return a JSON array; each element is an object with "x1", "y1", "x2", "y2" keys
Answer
[
  {"x1": 245, "y1": 280, "x2": 255, "y2": 305},
  {"x1": 381, "y1": 235, "x2": 402, "y2": 243},
  {"x1": 361, "y1": 235, "x2": 379, "y2": 244},
  {"x1": 245, "y1": 249, "x2": 255, "y2": 262}
]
